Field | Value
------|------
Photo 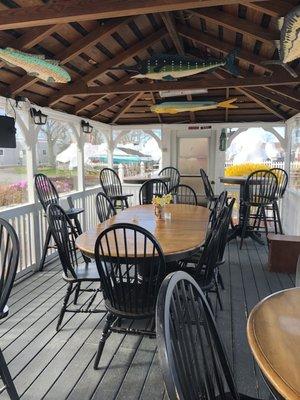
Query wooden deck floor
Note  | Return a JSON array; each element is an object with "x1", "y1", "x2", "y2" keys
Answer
[{"x1": 0, "y1": 238, "x2": 295, "y2": 400}]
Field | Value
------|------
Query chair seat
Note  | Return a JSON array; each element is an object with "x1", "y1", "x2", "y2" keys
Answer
[
  {"x1": 65, "y1": 207, "x2": 84, "y2": 218},
  {"x1": 63, "y1": 262, "x2": 101, "y2": 282},
  {"x1": 110, "y1": 194, "x2": 133, "y2": 200}
]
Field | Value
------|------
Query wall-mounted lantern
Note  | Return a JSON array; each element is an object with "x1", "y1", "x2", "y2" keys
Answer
[{"x1": 30, "y1": 108, "x2": 48, "y2": 125}]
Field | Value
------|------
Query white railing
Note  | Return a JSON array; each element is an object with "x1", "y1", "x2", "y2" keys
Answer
[{"x1": 0, "y1": 183, "x2": 142, "y2": 278}]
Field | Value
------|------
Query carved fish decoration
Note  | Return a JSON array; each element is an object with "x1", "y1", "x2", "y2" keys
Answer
[
  {"x1": 263, "y1": 5, "x2": 300, "y2": 77},
  {"x1": 111, "y1": 51, "x2": 239, "y2": 81},
  {"x1": 0, "y1": 47, "x2": 71, "y2": 83},
  {"x1": 151, "y1": 98, "x2": 238, "y2": 114}
]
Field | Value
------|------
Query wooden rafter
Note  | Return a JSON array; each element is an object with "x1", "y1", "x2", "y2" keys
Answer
[
  {"x1": 161, "y1": 12, "x2": 195, "y2": 123},
  {"x1": 8, "y1": 19, "x2": 128, "y2": 96},
  {"x1": 192, "y1": 9, "x2": 279, "y2": 44},
  {"x1": 48, "y1": 27, "x2": 168, "y2": 106},
  {"x1": 265, "y1": 86, "x2": 300, "y2": 103},
  {"x1": 177, "y1": 24, "x2": 274, "y2": 73},
  {"x1": 246, "y1": 87, "x2": 300, "y2": 111},
  {"x1": 59, "y1": 74, "x2": 300, "y2": 96},
  {"x1": 91, "y1": 93, "x2": 133, "y2": 119},
  {"x1": 0, "y1": 0, "x2": 271, "y2": 30},
  {"x1": 246, "y1": 1, "x2": 295, "y2": 17},
  {"x1": 111, "y1": 92, "x2": 144, "y2": 123},
  {"x1": 238, "y1": 88, "x2": 287, "y2": 120}
]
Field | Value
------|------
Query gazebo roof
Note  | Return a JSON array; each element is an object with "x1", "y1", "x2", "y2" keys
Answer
[{"x1": 0, "y1": 0, "x2": 299, "y2": 125}]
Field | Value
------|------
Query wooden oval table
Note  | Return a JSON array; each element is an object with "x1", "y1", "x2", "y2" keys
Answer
[
  {"x1": 76, "y1": 204, "x2": 210, "y2": 262},
  {"x1": 247, "y1": 288, "x2": 300, "y2": 400}
]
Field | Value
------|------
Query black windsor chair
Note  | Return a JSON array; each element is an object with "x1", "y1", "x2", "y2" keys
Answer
[
  {"x1": 93, "y1": 223, "x2": 166, "y2": 369},
  {"x1": 156, "y1": 271, "x2": 262, "y2": 400},
  {"x1": 0, "y1": 218, "x2": 20, "y2": 399},
  {"x1": 47, "y1": 204, "x2": 104, "y2": 332},
  {"x1": 34, "y1": 173, "x2": 84, "y2": 271},
  {"x1": 158, "y1": 166, "x2": 180, "y2": 192},
  {"x1": 169, "y1": 184, "x2": 198, "y2": 205},
  {"x1": 99, "y1": 168, "x2": 133, "y2": 210},
  {"x1": 139, "y1": 179, "x2": 168, "y2": 205},
  {"x1": 240, "y1": 170, "x2": 278, "y2": 249},
  {"x1": 200, "y1": 168, "x2": 218, "y2": 210},
  {"x1": 95, "y1": 192, "x2": 116, "y2": 223}
]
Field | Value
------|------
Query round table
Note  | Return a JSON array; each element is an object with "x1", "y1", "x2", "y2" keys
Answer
[
  {"x1": 123, "y1": 174, "x2": 170, "y2": 185},
  {"x1": 247, "y1": 288, "x2": 300, "y2": 400},
  {"x1": 220, "y1": 176, "x2": 264, "y2": 245},
  {"x1": 76, "y1": 204, "x2": 210, "y2": 262}
]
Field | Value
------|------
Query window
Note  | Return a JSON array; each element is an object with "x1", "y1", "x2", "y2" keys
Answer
[
  {"x1": 290, "y1": 126, "x2": 300, "y2": 191},
  {"x1": 36, "y1": 119, "x2": 78, "y2": 194},
  {"x1": 0, "y1": 149, "x2": 4, "y2": 156}
]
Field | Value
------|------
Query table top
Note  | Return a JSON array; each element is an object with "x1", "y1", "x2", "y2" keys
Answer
[
  {"x1": 220, "y1": 176, "x2": 247, "y2": 185},
  {"x1": 123, "y1": 174, "x2": 170, "y2": 184},
  {"x1": 247, "y1": 287, "x2": 300, "y2": 400},
  {"x1": 76, "y1": 204, "x2": 210, "y2": 262}
]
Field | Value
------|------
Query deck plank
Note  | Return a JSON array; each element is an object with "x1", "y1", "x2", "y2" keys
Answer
[{"x1": 0, "y1": 237, "x2": 294, "y2": 400}]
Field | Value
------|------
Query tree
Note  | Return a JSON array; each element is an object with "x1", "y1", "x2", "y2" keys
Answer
[{"x1": 39, "y1": 120, "x2": 70, "y2": 167}]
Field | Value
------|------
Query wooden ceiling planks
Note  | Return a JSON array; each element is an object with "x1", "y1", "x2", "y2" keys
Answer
[{"x1": 0, "y1": 0, "x2": 298, "y2": 124}]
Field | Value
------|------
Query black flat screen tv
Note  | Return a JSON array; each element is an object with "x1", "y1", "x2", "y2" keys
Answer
[{"x1": 0, "y1": 115, "x2": 16, "y2": 148}]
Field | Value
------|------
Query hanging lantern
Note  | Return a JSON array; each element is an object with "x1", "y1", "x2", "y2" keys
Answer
[
  {"x1": 30, "y1": 108, "x2": 48, "y2": 125},
  {"x1": 81, "y1": 120, "x2": 93, "y2": 134},
  {"x1": 219, "y1": 128, "x2": 227, "y2": 152}
]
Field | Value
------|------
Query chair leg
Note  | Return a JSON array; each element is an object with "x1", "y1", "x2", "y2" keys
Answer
[
  {"x1": 39, "y1": 227, "x2": 52, "y2": 271},
  {"x1": 94, "y1": 313, "x2": 114, "y2": 370},
  {"x1": 274, "y1": 201, "x2": 283, "y2": 234},
  {"x1": 240, "y1": 205, "x2": 250, "y2": 249},
  {"x1": 56, "y1": 283, "x2": 73, "y2": 332},
  {"x1": 73, "y1": 283, "x2": 81, "y2": 305},
  {"x1": 205, "y1": 293, "x2": 214, "y2": 312},
  {"x1": 272, "y1": 203, "x2": 278, "y2": 234},
  {"x1": 218, "y1": 269, "x2": 225, "y2": 290},
  {"x1": 0, "y1": 348, "x2": 19, "y2": 400},
  {"x1": 124, "y1": 197, "x2": 129, "y2": 209},
  {"x1": 262, "y1": 206, "x2": 269, "y2": 238},
  {"x1": 214, "y1": 278, "x2": 223, "y2": 310}
]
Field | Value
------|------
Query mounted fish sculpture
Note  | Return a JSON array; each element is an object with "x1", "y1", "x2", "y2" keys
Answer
[
  {"x1": 111, "y1": 51, "x2": 239, "y2": 81},
  {"x1": 0, "y1": 47, "x2": 71, "y2": 83},
  {"x1": 151, "y1": 98, "x2": 238, "y2": 114},
  {"x1": 262, "y1": 5, "x2": 300, "y2": 77}
]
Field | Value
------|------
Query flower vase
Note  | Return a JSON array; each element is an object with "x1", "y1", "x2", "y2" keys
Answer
[{"x1": 154, "y1": 205, "x2": 164, "y2": 220}]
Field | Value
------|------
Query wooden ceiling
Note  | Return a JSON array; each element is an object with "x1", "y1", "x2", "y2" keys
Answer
[{"x1": 0, "y1": 0, "x2": 299, "y2": 125}]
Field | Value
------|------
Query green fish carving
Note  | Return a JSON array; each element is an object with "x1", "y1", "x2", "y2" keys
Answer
[
  {"x1": 0, "y1": 47, "x2": 71, "y2": 83},
  {"x1": 111, "y1": 51, "x2": 239, "y2": 80},
  {"x1": 263, "y1": 5, "x2": 300, "y2": 77}
]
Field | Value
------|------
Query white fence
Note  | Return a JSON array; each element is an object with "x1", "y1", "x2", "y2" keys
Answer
[
  {"x1": 224, "y1": 160, "x2": 285, "y2": 169},
  {"x1": 0, "y1": 183, "x2": 142, "y2": 279}
]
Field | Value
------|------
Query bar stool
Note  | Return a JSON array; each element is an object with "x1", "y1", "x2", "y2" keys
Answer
[{"x1": 34, "y1": 173, "x2": 84, "y2": 271}]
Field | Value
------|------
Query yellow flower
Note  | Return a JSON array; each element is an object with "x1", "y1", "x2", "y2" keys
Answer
[
  {"x1": 152, "y1": 193, "x2": 173, "y2": 207},
  {"x1": 225, "y1": 163, "x2": 271, "y2": 177}
]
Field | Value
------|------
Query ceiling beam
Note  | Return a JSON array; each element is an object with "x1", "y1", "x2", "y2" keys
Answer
[
  {"x1": 264, "y1": 85, "x2": 300, "y2": 103},
  {"x1": 246, "y1": 87, "x2": 300, "y2": 111},
  {"x1": 111, "y1": 92, "x2": 144, "y2": 124},
  {"x1": 74, "y1": 75, "x2": 133, "y2": 114},
  {"x1": 247, "y1": 1, "x2": 295, "y2": 17},
  {"x1": 91, "y1": 93, "x2": 133, "y2": 118},
  {"x1": 48, "y1": 27, "x2": 168, "y2": 106},
  {"x1": 63, "y1": 74, "x2": 300, "y2": 96},
  {"x1": 191, "y1": 9, "x2": 279, "y2": 44},
  {"x1": 238, "y1": 88, "x2": 287, "y2": 119},
  {"x1": 0, "y1": 0, "x2": 271, "y2": 30},
  {"x1": 177, "y1": 24, "x2": 273, "y2": 73},
  {"x1": 8, "y1": 19, "x2": 127, "y2": 96},
  {"x1": 161, "y1": 12, "x2": 195, "y2": 122}
]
